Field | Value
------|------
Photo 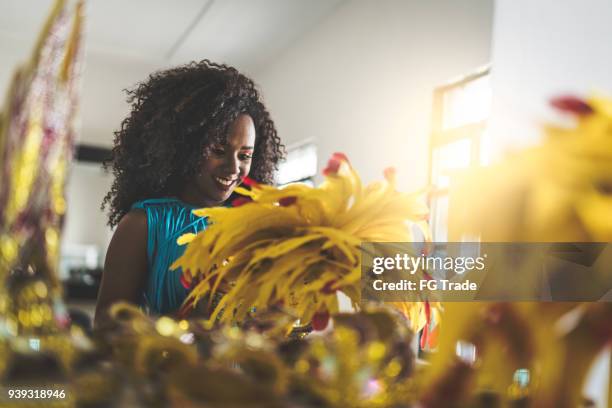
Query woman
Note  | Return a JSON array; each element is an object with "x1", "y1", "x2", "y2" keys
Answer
[{"x1": 94, "y1": 60, "x2": 284, "y2": 328}]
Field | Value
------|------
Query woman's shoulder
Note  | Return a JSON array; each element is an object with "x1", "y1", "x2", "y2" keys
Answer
[
  {"x1": 129, "y1": 197, "x2": 205, "y2": 239},
  {"x1": 115, "y1": 210, "x2": 148, "y2": 237}
]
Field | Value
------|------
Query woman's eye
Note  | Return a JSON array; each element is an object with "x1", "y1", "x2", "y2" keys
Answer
[
  {"x1": 211, "y1": 147, "x2": 225, "y2": 156},
  {"x1": 239, "y1": 153, "x2": 253, "y2": 161}
]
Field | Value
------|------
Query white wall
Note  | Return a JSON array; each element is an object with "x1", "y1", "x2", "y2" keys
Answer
[
  {"x1": 60, "y1": 162, "x2": 114, "y2": 275},
  {"x1": 489, "y1": 2, "x2": 612, "y2": 405},
  {"x1": 62, "y1": 163, "x2": 113, "y2": 249},
  {"x1": 488, "y1": 0, "x2": 612, "y2": 157},
  {"x1": 255, "y1": 0, "x2": 494, "y2": 190},
  {"x1": 79, "y1": 51, "x2": 164, "y2": 147},
  {"x1": 60, "y1": 53, "x2": 161, "y2": 267}
]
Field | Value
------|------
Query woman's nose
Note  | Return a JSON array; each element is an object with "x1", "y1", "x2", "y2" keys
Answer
[{"x1": 223, "y1": 155, "x2": 240, "y2": 175}]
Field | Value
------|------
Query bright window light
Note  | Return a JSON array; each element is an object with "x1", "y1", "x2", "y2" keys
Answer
[
  {"x1": 432, "y1": 138, "x2": 472, "y2": 189},
  {"x1": 442, "y1": 74, "x2": 492, "y2": 130},
  {"x1": 276, "y1": 143, "x2": 317, "y2": 186}
]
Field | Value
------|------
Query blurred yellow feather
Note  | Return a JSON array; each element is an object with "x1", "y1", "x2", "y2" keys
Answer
[{"x1": 173, "y1": 154, "x2": 431, "y2": 329}]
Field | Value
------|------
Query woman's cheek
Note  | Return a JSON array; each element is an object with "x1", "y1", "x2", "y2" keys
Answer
[
  {"x1": 240, "y1": 163, "x2": 251, "y2": 178},
  {"x1": 202, "y1": 158, "x2": 223, "y2": 176}
]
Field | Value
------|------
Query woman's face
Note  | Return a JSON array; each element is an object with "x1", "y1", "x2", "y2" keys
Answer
[{"x1": 181, "y1": 114, "x2": 256, "y2": 207}]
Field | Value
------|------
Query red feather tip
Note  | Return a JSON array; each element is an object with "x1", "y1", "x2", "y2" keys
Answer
[
  {"x1": 331, "y1": 152, "x2": 350, "y2": 163},
  {"x1": 420, "y1": 301, "x2": 432, "y2": 349},
  {"x1": 322, "y1": 152, "x2": 350, "y2": 176},
  {"x1": 321, "y1": 280, "x2": 338, "y2": 294},
  {"x1": 383, "y1": 166, "x2": 396, "y2": 181},
  {"x1": 241, "y1": 176, "x2": 258, "y2": 187},
  {"x1": 231, "y1": 196, "x2": 252, "y2": 207},
  {"x1": 180, "y1": 272, "x2": 191, "y2": 289},
  {"x1": 311, "y1": 311, "x2": 330, "y2": 331},
  {"x1": 323, "y1": 157, "x2": 342, "y2": 176},
  {"x1": 278, "y1": 196, "x2": 297, "y2": 206},
  {"x1": 550, "y1": 95, "x2": 594, "y2": 116}
]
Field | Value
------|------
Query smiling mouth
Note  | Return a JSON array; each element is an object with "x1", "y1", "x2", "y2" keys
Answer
[{"x1": 214, "y1": 176, "x2": 239, "y2": 189}]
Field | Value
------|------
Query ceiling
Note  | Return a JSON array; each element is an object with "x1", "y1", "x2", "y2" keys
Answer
[
  {"x1": 0, "y1": 0, "x2": 345, "y2": 71},
  {"x1": 0, "y1": 0, "x2": 345, "y2": 145}
]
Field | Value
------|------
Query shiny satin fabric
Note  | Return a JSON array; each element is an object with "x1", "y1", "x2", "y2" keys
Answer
[{"x1": 131, "y1": 198, "x2": 207, "y2": 315}]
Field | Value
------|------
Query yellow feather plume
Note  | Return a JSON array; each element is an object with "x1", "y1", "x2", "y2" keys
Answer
[{"x1": 172, "y1": 153, "x2": 430, "y2": 328}]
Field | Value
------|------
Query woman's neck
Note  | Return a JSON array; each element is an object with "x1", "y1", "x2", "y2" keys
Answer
[{"x1": 177, "y1": 189, "x2": 218, "y2": 208}]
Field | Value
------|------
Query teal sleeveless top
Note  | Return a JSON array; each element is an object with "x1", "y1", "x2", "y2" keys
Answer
[{"x1": 131, "y1": 198, "x2": 208, "y2": 315}]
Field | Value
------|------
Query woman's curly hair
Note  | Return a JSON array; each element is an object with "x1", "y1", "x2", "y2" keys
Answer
[{"x1": 102, "y1": 60, "x2": 284, "y2": 228}]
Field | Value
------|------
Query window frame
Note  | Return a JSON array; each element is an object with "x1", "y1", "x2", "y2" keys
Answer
[{"x1": 428, "y1": 67, "x2": 490, "y2": 240}]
